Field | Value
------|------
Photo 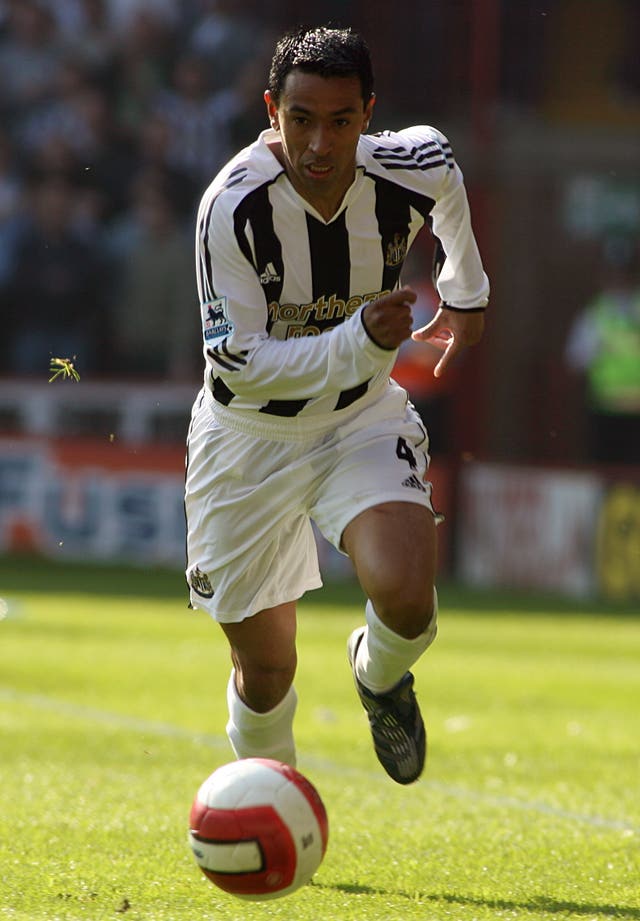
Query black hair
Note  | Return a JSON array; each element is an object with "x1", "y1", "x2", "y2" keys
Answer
[{"x1": 267, "y1": 26, "x2": 374, "y2": 106}]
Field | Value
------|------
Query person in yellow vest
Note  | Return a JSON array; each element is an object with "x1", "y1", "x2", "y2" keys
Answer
[{"x1": 566, "y1": 237, "x2": 640, "y2": 463}]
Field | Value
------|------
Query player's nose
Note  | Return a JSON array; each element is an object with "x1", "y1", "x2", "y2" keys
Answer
[{"x1": 308, "y1": 125, "x2": 332, "y2": 156}]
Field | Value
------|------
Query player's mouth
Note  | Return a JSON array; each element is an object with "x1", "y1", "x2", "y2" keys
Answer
[{"x1": 305, "y1": 163, "x2": 333, "y2": 179}]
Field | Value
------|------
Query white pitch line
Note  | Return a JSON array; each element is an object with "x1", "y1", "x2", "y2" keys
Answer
[
  {"x1": 0, "y1": 687, "x2": 228, "y2": 750},
  {"x1": 1, "y1": 687, "x2": 637, "y2": 835}
]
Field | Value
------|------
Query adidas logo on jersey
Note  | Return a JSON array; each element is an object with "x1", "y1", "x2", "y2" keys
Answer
[
  {"x1": 402, "y1": 473, "x2": 426, "y2": 492},
  {"x1": 259, "y1": 262, "x2": 281, "y2": 285}
]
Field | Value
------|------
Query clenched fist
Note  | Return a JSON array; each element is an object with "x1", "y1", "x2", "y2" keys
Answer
[{"x1": 362, "y1": 286, "x2": 417, "y2": 350}]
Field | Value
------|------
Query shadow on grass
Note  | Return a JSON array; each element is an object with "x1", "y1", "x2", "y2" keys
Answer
[{"x1": 310, "y1": 881, "x2": 640, "y2": 918}]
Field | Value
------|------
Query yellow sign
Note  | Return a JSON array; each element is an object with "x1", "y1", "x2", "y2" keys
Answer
[{"x1": 597, "y1": 484, "x2": 640, "y2": 601}]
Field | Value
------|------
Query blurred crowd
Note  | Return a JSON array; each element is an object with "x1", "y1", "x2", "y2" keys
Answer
[{"x1": 0, "y1": 0, "x2": 278, "y2": 380}]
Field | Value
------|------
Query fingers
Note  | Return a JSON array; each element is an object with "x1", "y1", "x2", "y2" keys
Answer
[
  {"x1": 433, "y1": 338, "x2": 459, "y2": 378},
  {"x1": 411, "y1": 322, "x2": 450, "y2": 347},
  {"x1": 411, "y1": 312, "x2": 452, "y2": 349},
  {"x1": 411, "y1": 307, "x2": 485, "y2": 377}
]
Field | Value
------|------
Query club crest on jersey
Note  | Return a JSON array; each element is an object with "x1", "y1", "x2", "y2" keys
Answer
[
  {"x1": 188, "y1": 565, "x2": 214, "y2": 598},
  {"x1": 385, "y1": 233, "x2": 408, "y2": 267},
  {"x1": 202, "y1": 296, "x2": 233, "y2": 341}
]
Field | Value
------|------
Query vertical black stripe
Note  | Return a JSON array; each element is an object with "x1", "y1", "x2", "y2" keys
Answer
[
  {"x1": 199, "y1": 193, "x2": 218, "y2": 300},
  {"x1": 374, "y1": 176, "x2": 412, "y2": 292},
  {"x1": 371, "y1": 175, "x2": 436, "y2": 290},
  {"x1": 305, "y1": 212, "x2": 351, "y2": 332},
  {"x1": 233, "y1": 182, "x2": 284, "y2": 332},
  {"x1": 373, "y1": 177, "x2": 412, "y2": 291}
]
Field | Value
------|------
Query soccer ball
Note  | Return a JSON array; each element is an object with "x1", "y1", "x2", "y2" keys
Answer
[{"x1": 188, "y1": 758, "x2": 329, "y2": 901}]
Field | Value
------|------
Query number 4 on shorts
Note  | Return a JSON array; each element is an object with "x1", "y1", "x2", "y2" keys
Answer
[{"x1": 396, "y1": 437, "x2": 417, "y2": 470}]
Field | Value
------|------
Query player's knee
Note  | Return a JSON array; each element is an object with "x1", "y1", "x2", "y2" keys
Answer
[
  {"x1": 233, "y1": 655, "x2": 297, "y2": 713},
  {"x1": 370, "y1": 583, "x2": 435, "y2": 639}
]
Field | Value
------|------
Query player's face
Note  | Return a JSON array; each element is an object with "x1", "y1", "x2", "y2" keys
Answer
[{"x1": 265, "y1": 71, "x2": 375, "y2": 221}]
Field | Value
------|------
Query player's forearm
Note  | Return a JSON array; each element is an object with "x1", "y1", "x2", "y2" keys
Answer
[
  {"x1": 205, "y1": 307, "x2": 394, "y2": 401},
  {"x1": 431, "y1": 171, "x2": 490, "y2": 310}
]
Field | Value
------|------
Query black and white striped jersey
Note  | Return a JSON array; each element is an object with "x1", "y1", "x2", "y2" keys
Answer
[{"x1": 195, "y1": 124, "x2": 489, "y2": 434}]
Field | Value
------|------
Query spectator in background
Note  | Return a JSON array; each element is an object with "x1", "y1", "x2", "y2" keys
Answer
[
  {"x1": 0, "y1": 130, "x2": 24, "y2": 285},
  {"x1": 0, "y1": 130, "x2": 26, "y2": 366},
  {"x1": 0, "y1": 0, "x2": 283, "y2": 380},
  {"x1": 0, "y1": 132, "x2": 22, "y2": 215},
  {"x1": 105, "y1": 171, "x2": 199, "y2": 379},
  {"x1": 151, "y1": 51, "x2": 241, "y2": 187},
  {"x1": 41, "y1": 0, "x2": 91, "y2": 38},
  {"x1": 18, "y1": 55, "x2": 110, "y2": 164},
  {"x1": 66, "y1": 82, "x2": 136, "y2": 224},
  {"x1": 129, "y1": 112, "x2": 200, "y2": 219},
  {"x1": 104, "y1": 0, "x2": 180, "y2": 35},
  {"x1": 4, "y1": 174, "x2": 107, "y2": 375},
  {"x1": 23, "y1": 133, "x2": 83, "y2": 186},
  {"x1": 565, "y1": 236, "x2": 640, "y2": 464},
  {"x1": 112, "y1": 6, "x2": 178, "y2": 138},
  {"x1": 186, "y1": 2, "x2": 279, "y2": 151},
  {"x1": 0, "y1": 0, "x2": 63, "y2": 125},
  {"x1": 64, "y1": 0, "x2": 117, "y2": 80},
  {"x1": 21, "y1": 119, "x2": 131, "y2": 238},
  {"x1": 225, "y1": 40, "x2": 281, "y2": 149},
  {"x1": 188, "y1": 0, "x2": 260, "y2": 85}
]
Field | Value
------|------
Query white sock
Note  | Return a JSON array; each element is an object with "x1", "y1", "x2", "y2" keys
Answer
[
  {"x1": 225, "y1": 670, "x2": 297, "y2": 767},
  {"x1": 354, "y1": 591, "x2": 438, "y2": 694}
]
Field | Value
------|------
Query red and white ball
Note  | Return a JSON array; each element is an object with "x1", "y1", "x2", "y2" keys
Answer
[{"x1": 188, "y1": 758, "x2": 329, "y2": 900}]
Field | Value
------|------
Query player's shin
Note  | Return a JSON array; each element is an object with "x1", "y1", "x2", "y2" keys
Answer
[{"x1": 225, "y1": 670, "x2": 298, "y2": 766}]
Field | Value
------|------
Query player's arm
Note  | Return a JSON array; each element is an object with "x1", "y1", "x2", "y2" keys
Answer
[
  {"x1": 198, "y1": 210, "x2": 395, "y2": 401},
  {"x1": 404, "y1": 128, "x2": 489, "y2": 377}
]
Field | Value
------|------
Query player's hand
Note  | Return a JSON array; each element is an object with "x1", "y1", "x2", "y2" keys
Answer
[
  {"x1": 411, "y1": 306, "x2": 485, "y2": 378},
  {"x1": 362, "y1": 286, "x2": 417, "y2": 349}
]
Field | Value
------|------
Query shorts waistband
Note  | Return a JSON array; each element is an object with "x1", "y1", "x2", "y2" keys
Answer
[{"x1": 203, "y1": 380, "x2": 388, "y2": 442}]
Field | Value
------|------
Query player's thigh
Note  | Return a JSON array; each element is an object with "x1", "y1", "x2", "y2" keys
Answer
[
  {"x1": 311, "y1": 398, "x2": 438, "y2": 555},
  {"x1": 311, "y1": 404, "x2": 439, "y2": 630},
  {"x1": 342, "y1": 500, "x2": 437, "y2": 633},
  {"x1": 185, "y1": 409, "x2": 321, "y2": 622}
]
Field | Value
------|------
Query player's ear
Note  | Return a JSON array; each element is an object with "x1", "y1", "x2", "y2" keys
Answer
[
  {"x1": 264, "y1": 90, "x2": 279, "y2": 131},
  {"x1": 362, "y1": 93, "x2": 375, "y2": 132}
]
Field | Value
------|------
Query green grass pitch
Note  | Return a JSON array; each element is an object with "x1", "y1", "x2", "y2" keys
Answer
[{"x1": 0, "y1": 556, "x2": 638, "y2": 921}]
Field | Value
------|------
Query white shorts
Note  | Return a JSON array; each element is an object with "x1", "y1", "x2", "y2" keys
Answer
[{"x1": 184, "y1": 384, "x2": 438, "y2": 622}]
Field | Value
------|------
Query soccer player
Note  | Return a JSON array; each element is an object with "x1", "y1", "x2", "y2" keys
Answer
[{"x1": 185, "y1": 26, "x2": 489, "y2": 784}]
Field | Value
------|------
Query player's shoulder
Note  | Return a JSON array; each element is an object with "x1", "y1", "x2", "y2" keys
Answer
[
  {"x1": 198, "y1": 130, "x2": 283, "y2": 219},
  {"x1": 358, "y1": 125, "x2": 455, "y2": 175}
]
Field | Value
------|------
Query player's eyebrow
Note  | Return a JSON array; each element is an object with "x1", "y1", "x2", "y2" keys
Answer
[{"x1": 288, "y1": 104, "x2": 360, "y2": 116}]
